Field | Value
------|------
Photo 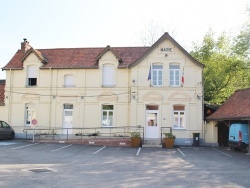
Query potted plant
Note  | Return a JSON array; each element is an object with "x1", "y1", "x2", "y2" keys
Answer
[
  {"x1": 130, "y1": 131, "x2": 142, "y2": 148},
  {"x1": 163, "y1": 132, "x2": 176, "y2": 148}
]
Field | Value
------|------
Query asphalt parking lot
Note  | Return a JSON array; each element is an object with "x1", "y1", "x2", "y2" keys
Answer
[{"x1": 0, "y1": 139, "x2": 250, "y2": 188}]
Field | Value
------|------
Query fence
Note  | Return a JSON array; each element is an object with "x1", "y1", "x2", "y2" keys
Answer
[
  {"x1": 23, "y1": 126, "x2": 144, "y2": 142},
  {"x1": 160, "y1": 127, "x2": 172, "y2": 144}
]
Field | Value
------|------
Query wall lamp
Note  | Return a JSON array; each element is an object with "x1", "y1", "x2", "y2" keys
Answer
[
  {"x1": 197, "y1": 95, "x2": 202, "y2": 100},
  {"x1": 132, "y1": 79, "x2": 136, "y2": 86}
]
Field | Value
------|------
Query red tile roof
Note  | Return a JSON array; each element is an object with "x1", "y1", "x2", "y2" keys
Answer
[
  {"x1": 2, "y1": 47, "x2": 149, "y2": 70},
  {"x1": 2, "y1": 33, "x2": 204, "y2": 70},
  {"x1": 207, "y1": 88, "x2": 250, "y2": 121},
  {"x1": 0, "y1": 80, "x2": 5, "y2": 105}
]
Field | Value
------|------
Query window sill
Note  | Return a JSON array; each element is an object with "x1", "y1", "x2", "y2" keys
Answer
[
  {"x1": 26, "y1": 85, "x2": 38, "y2": 88},
  {"x1": 169, "y1": 85, "x2": 181, "y2": 87},
  {"x1": 172, "y1": 128, "x2": 185, "y2": 130},
  {"x1": 151, "y1": 85, "x2": 163, "y2": 87},
  {"x1": 63, "y1": 85, "x2": 76, "y2": 88},
  {"x1": 102, "y1": 85, "x2": 115, "y2": 88}
]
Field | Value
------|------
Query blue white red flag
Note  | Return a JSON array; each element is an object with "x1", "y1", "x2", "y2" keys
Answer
[{"x1": 147, "y1": 65, "x2": 151, "y2": 80}]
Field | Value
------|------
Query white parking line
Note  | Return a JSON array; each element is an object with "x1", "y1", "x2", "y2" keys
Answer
[
  {"x1": 51, "y1": 144, "x2": 72, "y2": 152},
  {"x1": 177, "y1": 148, "x2": 186, "y2": 156},
  {"x1": 93, "y1": 146, "x2": 106, "y2": 154},
  {"x1": 212, "y1": 148, "x2": 232, "y2": 157},
  {"x1": 136, "y1": 147, "x2": 141, "y2": 156},
  {"x1": 11, "y1": 143, "x2": 39, "y2": 150},
  {"x1": 0, "y1": 142, "x2": 17, "y2": 146}
]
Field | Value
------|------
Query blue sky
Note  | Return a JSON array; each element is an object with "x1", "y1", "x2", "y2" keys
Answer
[{"x1": 0, "y1": 0, "x2": 249, "y2": 79}]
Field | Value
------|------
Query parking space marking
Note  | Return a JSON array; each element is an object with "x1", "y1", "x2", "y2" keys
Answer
[
  {"x1": 212, "y1": 148, "x2": 232, "y2": 157},
  {"x1": 0, "y1": 142, "x2": 17, "y2": 146},
  {"x1": 136, "y1": 147, "x2": 141, "y2": 156},
  {"x1": 51, "y1": 144, "x2": 72, "y2": 152},
  {"x1": 93, "y1": 146, "x2": 106, "y2": 154},
  {"x1": 11, "y1": 143, "x2": 39, "y2": 150},
  {"x1": 177, "y1": 148, "x2": 186, "y2": 156}
]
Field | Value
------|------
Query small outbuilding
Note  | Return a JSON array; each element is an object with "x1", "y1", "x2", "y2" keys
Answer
[{"x1": 206, "y1": 88, "x2": 250, "y2": 152}]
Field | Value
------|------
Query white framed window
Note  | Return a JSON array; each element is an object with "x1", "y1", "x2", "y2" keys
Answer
[
  {"x1": 170, "y1": 64, "x2": 180, "y2": 86},
  {"x1": 102, "y1": 64, "x2": 115, "y2": 87},
  {"x1": 102, "y1": 105, "x2": 113, "y2": 127},
  {"x1": 173, "y1": 106, "x2": 185, "y2": 129},
  {"x1": 27, "y1": 65, "x2": 38, "y2": 86},
  {"x1": 152, "y1": 64, "x2": 163, "y2": 86},
  {"x1": 25, "y1": 103, "x2": 36, "y2": 126},
  {"x1": 64, "y1": 74, "x2": 75, "y2": 87}
]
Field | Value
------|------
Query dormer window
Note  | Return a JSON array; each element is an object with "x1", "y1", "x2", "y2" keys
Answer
[{"x1": 27, "y1": 65, "x2": 38, "y2": 87}]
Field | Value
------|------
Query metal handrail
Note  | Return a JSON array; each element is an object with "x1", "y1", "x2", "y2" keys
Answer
[
  {"x1": 160, "y1": 127, "x2": 172, "y2": 145},
  {"x1": 23, "y1": 126, "x2": 144, "y2": 143}
]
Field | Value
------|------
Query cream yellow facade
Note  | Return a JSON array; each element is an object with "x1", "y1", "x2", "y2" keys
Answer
[
  {"x1": 1, "y1": 33, "x2": 205, "y2": 145},
  {"x1": 204, "y1": 121, "x2": 219, "y2": 146}
]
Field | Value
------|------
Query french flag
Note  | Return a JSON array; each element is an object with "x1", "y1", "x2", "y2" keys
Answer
[
  {"x1": 181, "y1": 67, "x2": 184, "y2": 85},
  {"x1": 147, "y1": 65, "x2": 151, "y2": 80}
]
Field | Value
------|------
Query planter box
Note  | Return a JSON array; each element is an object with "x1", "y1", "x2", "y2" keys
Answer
[
  {"x1": 163, "y1": 138, "x2": 175, "y2": 149},
  {"x1": 130, "y1": 137, "x2": 141, "y2": 147}
]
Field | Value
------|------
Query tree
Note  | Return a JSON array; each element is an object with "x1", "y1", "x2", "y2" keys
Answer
[
  {"x1": 138, "y1": 21, "x2": 178, "y2": 46},
  {"x1": 233, "y1": 7, "x2": 250, "y2": 58},
  {"x1": 191, "y1": 31, "x2": 250, "y2": 104}
]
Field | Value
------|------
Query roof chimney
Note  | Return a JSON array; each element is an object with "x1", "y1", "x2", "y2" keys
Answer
[{"x1": 21, "y1": 38, "x2": 31, "y2": 53}]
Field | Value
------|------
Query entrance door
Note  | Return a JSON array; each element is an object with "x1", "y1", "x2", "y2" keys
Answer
[
  {"x1": 146, "y1": 110, "x2": 158, "y2": 138},
  {"x1": 218, "y1": 122, "x2": 229, "y2": 147},
  {"x1": 63, "y1": 104, "x2": 73, "y2": 135}
]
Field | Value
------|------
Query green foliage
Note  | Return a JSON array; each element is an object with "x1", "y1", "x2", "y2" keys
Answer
[
  {"x1": 130, "y1": 131, "x2": 141, "y2": 137},
  {"x1": 233, "y1": 7, "x2": 250, "y2": 57},
  {"x1": 164, "y1": 133, "x2": 176, "y2": 139},
  {"x1": 191, "y1": 30, "x2": 250, "y2": 104}
]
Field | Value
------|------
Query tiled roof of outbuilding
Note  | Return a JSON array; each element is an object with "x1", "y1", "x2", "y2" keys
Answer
[
  {"x1": 2, "y1": 47, "x2": 150, "y2": 70},
  {"x1": 0, "y1": 80, "x2": 5, "y2": 105},
  {"x1": 207, "y1": 88, "x2": 250, "y2": 121}
]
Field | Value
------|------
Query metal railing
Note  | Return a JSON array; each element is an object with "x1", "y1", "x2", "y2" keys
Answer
[
  {"x1": 23, "y1": 126, "x2": 144, "y2": 143},
  {"x1": 160, "y1": 127, "x2": 172, "y2": 144}
]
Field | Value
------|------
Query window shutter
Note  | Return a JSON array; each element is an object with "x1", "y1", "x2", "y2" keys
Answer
[
  {"x1": 28, "y1": 66, "x2": 38, "y2": 78},
  {"x1": 64, "y1": 75, "x2": 74, "y2": 87},
  {"x1": 103, "y1": 65, "x2": 114, "y2": 86}
]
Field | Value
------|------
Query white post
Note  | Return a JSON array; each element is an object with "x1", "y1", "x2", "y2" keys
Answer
[{"x1": 33, "y1": 126, "x2": 35, "y2": 143}]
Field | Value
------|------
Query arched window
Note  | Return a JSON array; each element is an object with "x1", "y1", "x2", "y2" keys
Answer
[
  {"x1": 27, "y1": 65, "x2": 38, "y2": 86},
  {"x1": 64, "y1": 74, "x2": 75, "y2": 87},
  {"x1": 102, "y1": 64, "x2": 115, "y2": 87}
]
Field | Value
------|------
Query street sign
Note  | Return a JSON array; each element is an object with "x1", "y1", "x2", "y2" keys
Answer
[{"x1": 32, "y1": 119, "x2": 37, "y2": 126}]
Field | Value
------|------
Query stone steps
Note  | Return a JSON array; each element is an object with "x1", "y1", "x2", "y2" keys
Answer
[{"x1": 142, "y1": 138, "x2": 162, "y2": 148}]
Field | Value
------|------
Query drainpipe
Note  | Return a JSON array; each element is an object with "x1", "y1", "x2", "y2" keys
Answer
[
  {"x1": 127, "y1": 65, "x2": 130, "y2": 128},
  {"x1": 135, "y1": 66, "x2": 138, "y2": 126},
  {"x1": 54, "y1": 69, "x2": 58, "y2": 128},
  {"x1": 8, "y1": 69, "x2": 12, "y2": 124},
  {"x1": 49, "y1": 67, "x2": 52, "y2": 129},
  {"x1": 83, "y1": 69, "x2": 86, "y2": 128}
]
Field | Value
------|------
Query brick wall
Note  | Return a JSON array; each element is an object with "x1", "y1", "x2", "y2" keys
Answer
[{"x1": 0, "y1": 80, "x2": 5, "y2": 106}]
